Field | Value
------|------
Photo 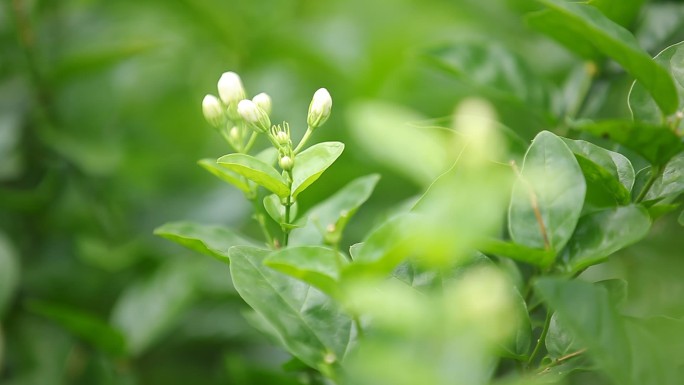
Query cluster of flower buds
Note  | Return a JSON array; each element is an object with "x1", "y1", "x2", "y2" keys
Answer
[{"x1": 202, "y1": 71, "x2": 333, "y2": 172}]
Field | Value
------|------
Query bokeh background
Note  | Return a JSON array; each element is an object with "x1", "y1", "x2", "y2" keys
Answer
[{"x1": 1, "y1": 0, "x2": 683, "y2": 384}]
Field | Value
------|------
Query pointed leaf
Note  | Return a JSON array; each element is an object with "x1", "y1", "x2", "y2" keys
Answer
[
  {"x1": 529, "y1": 0, "x2": 678, "y2": 114},
  {"x1": 154, "y1": 221, "x2": 257, "y2": 264},
  {"x1": 509, "y1": 131, "x2": 586, "y2": 253},
  {"x1": 629, "y1": 41, "x2": 684, "y2": 130},
  {"x1": 264, "y1": 246, "x2": 348, "y2": 298},
  {"x1": 229, "y1": 246, "x2": 352, "y2": 369},
  {"x1": 217, "y1": 153, "x2": 289, "y2": 198},
  {"x1": 198, "y1": 158, "x2": 252, "y2": 194},
  {"x1": 575, "y1": 120, "x2": 683, "y2": 167},
  {"x1": 290, "y1": 174, "x2": 380, "y2": 246},
  {"x1": 566, "y1": 205, "x2": 651, "y2": 273},
  {"x1": 291, "y1": 142, "x2": 344, "y2": 199}
]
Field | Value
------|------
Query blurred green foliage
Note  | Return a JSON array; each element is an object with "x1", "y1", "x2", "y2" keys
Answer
[{"x1": 1, "y1": 0, "x2": 684, "y2": 384}]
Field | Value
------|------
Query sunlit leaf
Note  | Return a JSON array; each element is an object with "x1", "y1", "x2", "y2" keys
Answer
[
  {"x1": 217, "y1": 153, "x2": 290, "y2": 198},
  {"x1": 229, "y1": 246, "x2": 352, "y2": 370},
  {"x1": 509, "y1": 131, "x2": 586, "y2": 253},
  {"x1": 291, "y1": 142, "x2": 344, "y2": 199},
  {"x1": 566, "y1": 205, "x2": 651, "y2": 273},
  {"x1": 529, "y1": 0, "x2": 678, "y2": 114},
  {"x1": 264, "y1": 246, "x2": 348, "y2": 298},
  {"x1": 154, "y1": 221, "x2": 258, "y2": 265},
  {"x1": 290, "y1": 174, "x2": 380, "y2": 246},
  {"x1": 198, "y1": 158, "x2": 252, "y2": 194}
]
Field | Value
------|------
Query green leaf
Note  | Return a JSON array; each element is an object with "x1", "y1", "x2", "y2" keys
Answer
[
  {"x1": 546, "y1": 312, "x2": 583, "y2": 360},
  {"x1": 425, "y1": 43, "x2": 551, "y2": 112},
  {"x1": 566, "y1": 205, "x2": 651, "y2": 273},
  {"x1": 535, "y1": 278, "x2": 631, "y2": 385},
  {"x1": 343, "y1": 214, "x2": 419, "y2": 279},
  {"x1": 596, "y1": 279, "x2": 628, "y2": 308},
  {"x1": 111, "y1": 260, "x2": 200, "y2": 356},
  {"x1": 198, "y1": 158, "x2": 252, "y2": 195},
  {"x1": 501, "y1": 291, "x2": 531, "y2": 360},
  {"x1": 508, "y1": 131, "x2": 586, "y2": 253},
  {"x1": 264, "y1": 246, "x2": 348, "y2": 298},
  {"x1": 263, "y1": 194, "x2": 298, "y2": 225},
  {"x1": 0, "y1": 233, "x2": 19, "y2": 318},
  {"x1": 290, "y1": 174, "x2": 380, "y2": 246},
  {"x1": 478, "y1": 239, "x2": 555, "y2": 268},
  {"x1": 576, "y1": 120, "x2": 684, "y2": 167},
  {"x1": 291, "y1": 142, "x2": 344, "y2": 199},
  {"x1": 26, "y1": 300, "x2": 126, "y2": 356},
  {"x1": 591, "y1": 0, "x2": 646, "y2": 27},
  {"x1": 529, "y1": 0, "x2": 678, "y2": 115},
  {"x1": 629, "y1": 41, "x2": 684, "y2": 130},
  {"x1": 645, "y1": 153, "x2": 684, "y2": 201},
  {"x1": 154, "y1": 221, "x2": 257, "y2": 265},
  {"x1": 217, "y1": 153, "x2": 290, "y2": 198},
  {"x1": 229, "y1": 246, "x2": 352, "y2": 369}
]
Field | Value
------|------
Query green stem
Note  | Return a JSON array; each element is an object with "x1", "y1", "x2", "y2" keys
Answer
[
  {"x1": 283, "y1": 196, "x2": 291, "y2": 246},
  {"x1": 635, "y1": 165, "x2": 662, "y2": 203},
  {"x1": 293, "y1": 126, "x2": 314, "y2": 154},
  {"x1": 243, "y1": 131, "x2": 258, "y2": 153},
  {"x1": 528, "y1": 309, "x2": 552, "y2": 369},
  {"x1": 353, "y1": 314, "x2": 364, "y2": 339}
]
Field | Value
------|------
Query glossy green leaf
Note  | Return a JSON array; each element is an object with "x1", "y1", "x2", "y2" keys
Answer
[
  {"x1": 290, "y1": 174, "x2": 380, "y2": 246},
  {"x1": 198, "y1": 158, "x2": 252, "y2": 194},
  {"x1": 576, "y1": 120, "x2": 684, "y2": 167},
  {"x1": 509, "y1": 131, "x2": 586, "y2": 253},
  {"x1": 263, "y1": 194, "x2": 298, "y2": 225},
  {"x1": 529, "y1": 0, "x2": 678, "y2": 114},
  {"x1": 154, "y1": 221, "x2": 257, "y2": 265},
  {"x1": 425, "y1": 43, "x2": 550, "y2": 111},
  {"x1": 645, "y1": 153, "x2": 684, "y2": 201},
  {"x1": 217, "y1": 153, "x2": 290, "y2": 198},
  {"x1": 26, "y1": 300, "x2": 126, "y2": 356},
  {"x1": 229, "y1": 246, "x2": 352, "y2": 369},
  {"x1": 629, "y1": 41, "x2": 684, "y2": 130},
  {"x1": 0, "y1": 233, "x2": 19, "y2": 318},
  {"x1": 291, "y1": 142, "x2": 344, "y2": 199},
  {"x1": 479, "y1": 239, "x2": 555, "y2": 268},
  {"x1": 343, "y1": 214, "x2": 419, "y2": 279},
  {"x1": 535, "y1": 278, "x2": 631, "y2": 385},
  {"x1": 264, "y1": 246, "x2": 348, "y2": 298},
  {"x1": 566, "y1": 205, "x2": 651, "y2": 273}
]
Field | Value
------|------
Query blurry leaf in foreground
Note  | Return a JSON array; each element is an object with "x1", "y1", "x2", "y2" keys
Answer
[
  {"x1": 0, "y1": 232, "x2": 19, "y2": 318},
  {"x1": 26, "y1": 300, "x2": 126, "y2": 356},
  {"x1": 347, "y1": 101, "x2": 451, "y2": 186}
]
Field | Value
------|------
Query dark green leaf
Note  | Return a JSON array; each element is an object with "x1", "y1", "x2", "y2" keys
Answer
[
  {"x1": 264, "y1": 246, "x2": 348, "y2": 298},
  {"x1": 629, "y1": 41, "x2": 684, "y2": 130},
  {"x1": 679, "y1": 209, "x2": 684, "y2": 226},
  {"x1": 509, "y1": 131, "x2": 586, "y2": 253},
  {"x1": 566, "y1": 205, "x2": 651, "y2": 273},
  {"x1": 198, "y1": 158, "x2": 252, "y2": 195},
  {"x1": 26, "y1": 300, "x2": 126, "y2": 356},
  {"x1": 576, "y1": 120, "x2": 683, "y2": 166},
  {"x1": 291, "y1": 142, "x2": 344, "y2": 199},
  {"x1": 229, "y1": 246, "x2": 352, "y2": 369},
  {"x1": 0, "y1": 233, "x2": 19, "y2": 318},
  {"x1": 535, "y1": 278, "x2": 631, "y2": 385},
  {"x1": 154, "y1": 221, "x2": 258, "y2": 265},
  {"x1": 290, "y1": 174, "x2": 380, "y2": 246},
  {"x1": 478, "y1": 239, "x2": 555, "y2": 268},
  {"x1": 645, "y1": 153, "x2": 684, "y2": 201},
  {"x1": 529, "y1": 0, "x2": 678, "y2": 114},
  {"x1": 217, "y1": 153, "x2": 290, "y2": 198}
]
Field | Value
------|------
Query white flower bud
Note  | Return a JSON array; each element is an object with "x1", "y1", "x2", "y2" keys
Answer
[
  {"x1": 217, "y1": 71, "x2": 246, "y2": 105},
  {"x1": 202, "y1": 94, "x2": 224, "y2": 127},
  {"x1": 229, "y1": 126, "x2": 240, "y2": 142},
  {"x1": 279, "y1": 155, "x2": 294, "y2": 171},
  {"x1": 307, "y1": 88, "x2": 332, "y2": 129},
  {"x1": 237, "y1": 99, "x2": 271, "y2": 133},
  {"x1": 252, "y1": 92, "x2": 272, "y2": 115}
]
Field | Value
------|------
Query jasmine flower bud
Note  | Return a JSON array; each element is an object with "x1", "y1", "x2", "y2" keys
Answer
[
  {"x1": 307, "y1": 88, "x2": 332, "y2": 129},
  {"x1": 202, "y1": 94, "x2": 224, "y2": 127},
  {"x1": 217, "y1": 71, "x2": 246, "y2": 105},
  {"x1": 252, "y1": 92, "x2": 272, "y2": 115},
  {"x1": 279, "y1": 155, "x2": 294, "y2": 171},
  {"x1": 237, "y1": 99, "x2": 271, "y2": 133}
]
